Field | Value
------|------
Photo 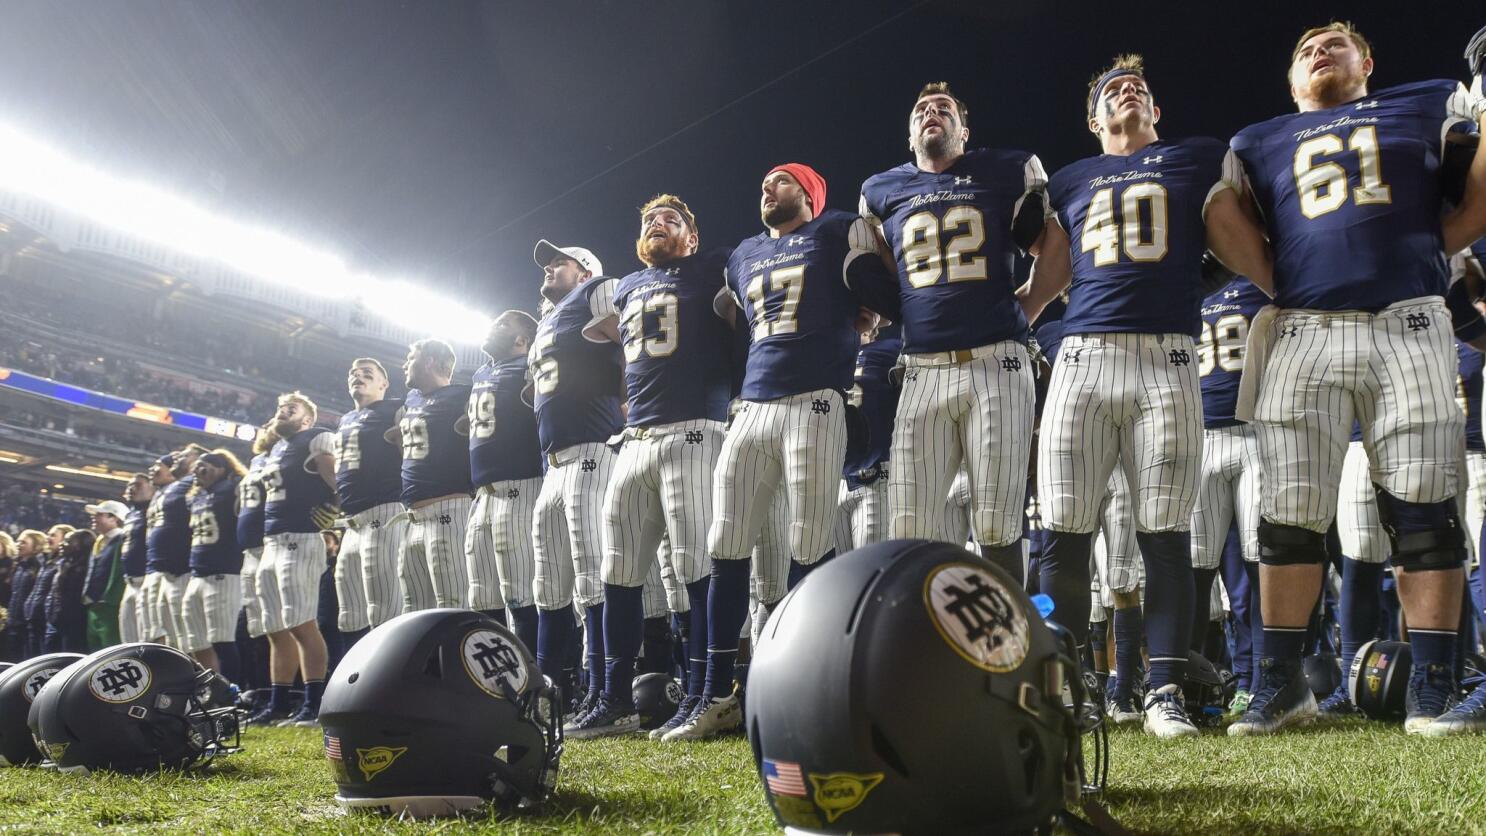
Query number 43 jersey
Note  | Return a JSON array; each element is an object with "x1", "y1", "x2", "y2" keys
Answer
[
  {"x1": 1048, "y1": 137, "x2": 1236, "y2": 337},
  {"x1": 1198, "y1": 277, "x2": 1270, "y2": 427},
  {"x1": 860, "y1": 147, "x2": 1043, "y2": 353},
  {"x1": 1232, "y1": 80, "x2": 1482, "y2": 312}
]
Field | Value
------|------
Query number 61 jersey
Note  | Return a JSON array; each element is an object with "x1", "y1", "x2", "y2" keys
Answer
[
  {"x1": 1198, "y1": 277, "x2": 1270, "y2": 427},
  {"x1": 859, "y1": 147, "x2": 1044, "y2": 353},
  {"x1": 1231, "y1": 80, "x2": 1482, "y2": 312}
]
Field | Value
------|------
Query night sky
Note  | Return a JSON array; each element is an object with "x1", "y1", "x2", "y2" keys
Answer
[{"x1": 0, "y1": 1, "x2": 1476, "y2": 319}]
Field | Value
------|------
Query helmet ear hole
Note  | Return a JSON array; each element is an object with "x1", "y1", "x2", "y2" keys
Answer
[
  {"x1": 1017, "y1": 726, "x2": 1042, "y2": 798},
  {"x1": 422, "y1": 648, "x2": 444, "y2": 679},
  {"x1": 869, "y1": 722, "x2": 910, "y2": 778}
]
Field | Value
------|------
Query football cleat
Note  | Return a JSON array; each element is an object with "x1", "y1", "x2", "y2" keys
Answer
[
  {"x1": 661, "y1": 692, "x2": 741, "y2": 742},
  {"x1": 276, "y1": 703, "x2": 319, "y2": 728},
  {"x1": 562, "y1": 692, "x2": 598, "y2": 734},
  {"x1": 1228, "y1": 659, "x2": 1317, "y2": 736},
  {"x1": 1423, "y1": 677, "x2": 1486, "y2": 737},
  {"x1": 245, "y1": 706, "x2": 292, "y2": 727},
  {"x1": 649, "y1": 694, "x2": 700, "y2": 740},
  {"x1": 1224, "y1": 689, "x2": 1251, "y2": 721},
  {"x1": 1142, "y1": 684, "x2": 1199, "y2": 738},
  {"x1": 1317, "y1": 685, "x2": 1358, "y2": 718},
  {"x1": 564, "y1": 695, "x2": 640, "y2": 740},
  {"x1": 1404, "y1": 663, "x2": 1454, "y2": 735},
  {"x1": 1105, "y1": 694, "x2": 1143, "y2": 726}
]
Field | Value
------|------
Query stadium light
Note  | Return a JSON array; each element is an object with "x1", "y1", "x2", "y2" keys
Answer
[
  {"x1": 45, "y1": 464, "x2": 134, "y2": 482},
  {"x1": 0, "y1": 124, "x2": 492, "y2": 344}
]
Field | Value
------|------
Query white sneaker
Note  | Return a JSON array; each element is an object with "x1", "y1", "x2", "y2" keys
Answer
[
  {"x1": 1143, "y1": 684, "x2": 1199, "y2": 738},
  {"x1": 661, "y1": 693, "x2": 741, "y2": 741},
  {"x1": 1105, "y1": 694, "x2": 1143, "y2": 726}
]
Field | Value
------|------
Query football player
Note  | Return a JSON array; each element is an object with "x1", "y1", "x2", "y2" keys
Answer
[
  {"x1": 1018, "y1": 55, "x2": 1272, "y2": 736},
  {"x1": 237, "y1": 424, "x2": 278, "y2": 650},
  {"x1": 1227, "y1": 22, "x2": 1486, "y2": 736},
  {"x1": 837, "y1": 322, "x2": 902, "y2": 551},
  {"x1": 184, "y1": 451, "x2": 246, "y2": 681},
  {"x1": 144, "y1": 446, "x2": 206, "y2": 649},
  {"x1": 334, "y1": 358, "x2": 405, "y2": 635},
  {"x1": 116, "y1": 472, "x2": 153, "y2": 645}
]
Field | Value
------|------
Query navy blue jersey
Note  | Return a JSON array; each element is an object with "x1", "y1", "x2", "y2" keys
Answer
[
  {"x1": 860, "y1": 147, "x2": 1043, "y2": 353},
  {"x1": 530, "y1": 278, "x2": 625, "y2": 454},
  {"x1": 727, "y1": 209, "x2": 871, "y2": 400},
  {"x1": 1232, "y1": 81, "x2": 1480, "y2": 311},
  {"x1": 1049, "y1": 138, "x2": 1233, "y2": 337},
  {"x1": 400, "y1": 384, "x2": 474, "y2": 504},
  {"x1": 189, "y1": 477, "x2": 243, "y2": 575},
  {"x1": 334, "y1": 398, "x2": 404, "y2": 515},
  {"x1": 145, "y1": 477, "x2": 193, "y2": 575},
  {"x1": 469, "y1": 356, "x2": 544, "y2": 484},
  {"x1": 264, "y1": 428, "x2": 336, "y2": 535},
  {"x1": 1459, "y1": 340, "x2": 1484, "y2": 452},
  {"x1": 236, "y1": 452, "x2": 269, "y2": 550},
  {"x1": 120, "y1": 502, "x2": 149, "y2": 578},
  {"x1": 1199, "y1": 278, "x2": 1270, "y2": 427},
  {"x1": 844, "y1": 329, "x2": 902, "y2": 489},
  {"x1": 1032, "y1": 295, "x2": 1068, "y2": 363},
  {"x1": 613, "y1": 248, "x2": 734, "y2": 426}
]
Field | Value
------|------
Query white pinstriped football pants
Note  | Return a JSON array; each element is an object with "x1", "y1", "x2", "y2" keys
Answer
[
  {"x1": 400, "y1": 496, "x2": 472, "y2": 611},
  {"x1": 1336, "y1": 440, "x2": 1476, "y2": 566},
  {"x1": 337, "y1": 502, "x2": 405, "y2": 630},
  {"x1": 1093, "y1": 466, "x2": 1142, "y2": 593},
  {"x1": 239, "y1": 548, "x2": 265, "y2": 638},
  {"x1": 533, "y1": 442, "x2": 615, "y2": 611},
  {"x1": 1254, "y1": 298, "x2": 1463, "y2": 532},
  {"x1": 708, "y1": 389, "x2": 847, "y2": 565},
  {"x1": 118, "y1": 577, "x2": 144, "y2": 644},
  {"x1": 1039, "y1": 333, "x2": 1203, "y2": 534},
  {"x1": 1191, "y1": 423, "x2": 1263, "y2": 569},
  {"x1": 467, "y1": 478, "x2": 542, "y2": 611},
  {"x1": 835, "y1": 476, "x2": 889, "y2": 552},
  {"x1": 889, "y1": 342, "x2": 1035, "y2": 547}
]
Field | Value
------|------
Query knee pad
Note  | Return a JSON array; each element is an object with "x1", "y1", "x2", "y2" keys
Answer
[
  {"x1": 1257, "y1": 519, "x2": 1328, "y2": 566},
  {"x1": 1372, "y1": 487, "x2": 1466, "y2": 572}
]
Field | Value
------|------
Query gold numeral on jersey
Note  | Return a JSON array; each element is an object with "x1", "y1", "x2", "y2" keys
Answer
[
  {"x1": 467, "y1": 390, "x2": 498, "y2": 440},
  {"x1": 334, "y1": 431, "x2": 361, "y2": 472},
  {"x1": 900, "y1": 207, "x2": 988, "y2": 288},
  {"x1": 261, "y1": 467, "x2": 287, "y2": 503},
  {"x1": 744, "y1": 265, "x2": 806, "y2": 340},
  {"x1": 1198, "y1": 312, "x2": 1249, "y2": 376},
  {"x1": 531, "y1": 331, "x2": 560, "y2": 395},
  {"x1": 190, "y1": 509, "x2": 220, "y2": 546},
  {"x1": 1081, "y1": 183, "x2": 1169, "y2": 266},
  {"x1": 399, "y1": 416, "x2": 430, "y2": 461},
  {"x1": 620, "y1": 292, "x2": 680, "y2": 361},
  {"x1": 1294, "y1": 126, "x2": 1392, "y2": 219}
]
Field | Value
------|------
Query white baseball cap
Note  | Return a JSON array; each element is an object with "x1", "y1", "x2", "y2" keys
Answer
[
  {"x1": 533, "y1": 239, "x2": 603, "y2": 277},
  {"x1": 84, "y1": 500, "x2": 130, "y2": 520}
]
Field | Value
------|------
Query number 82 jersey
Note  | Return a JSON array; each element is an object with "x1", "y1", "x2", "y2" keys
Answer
[{"x1": 1198, "y1": 277, "x2": 1270, "y2": 427}]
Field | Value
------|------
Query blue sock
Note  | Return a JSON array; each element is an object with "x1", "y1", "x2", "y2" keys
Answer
[
  {"x1": 1244, "y1": 559, "x2": 1264, "y2": 672},
  {"x1": 672, "y1": 613, "x2": 689, "y2": 687},
  {"x1": 479, "y1": 607, "x2": 507, "y2": 626},
  {"x1": 536, "y1": 606, "x2": 574, "y2": 697},
  {"x1": 305, "y1": 679, "x2": 325, "y2": 711},
  {"x1": 685, "y1": 577, "x2": 710, "y2": 699},
  {"x1": 511, "y1": 605, "x2": 539, "y2": 659},
  {"x1": 1112, "y1": 606, "x2": 1143, "y2": 700},
  {"x1": 1338, "y1": 557, "x2": 1382, "y2": 687},
  {"x1": 705, "y1": 559, "x2": 751, "y2": 700},
  {"x1": 1138, "y1": 531, "x2": 1194, "y2": 690},
  {"x1": 212, "y1": 641, "x2": 241, "y2": 686},
  {"x1": 1262, "y1": 627, "x2": 1307, "y2": 664},
  {"x1": 1191, "y1": 568, "x2": 1218, "y2": 653},
  {"x1": 1410, "y1": 628, "x2": 1458, "y2": 673},
  {"x1": 584, "y1": 603, "x2": 606, "y2": 698},
  {"x1": 1038, "y1": 530, "x2": 1094, "y2": 646},
  {"x1": 600, "y1": 584, "x2": 642, "y2": 705},
  {"x1": 269, "y1": 682, "x2": 290, "y2": 713},
  {"x1": 786, "y1": 550, "x2": 835, "y2": 589}
]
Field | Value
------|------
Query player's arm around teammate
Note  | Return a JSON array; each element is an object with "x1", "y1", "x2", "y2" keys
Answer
[{"x1": 183, "y1": 451, "x2": 246, "y2": 681}]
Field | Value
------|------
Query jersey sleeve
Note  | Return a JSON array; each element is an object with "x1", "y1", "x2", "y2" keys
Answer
[
  {"x1": 844, "y1": 216, "x2": 901, "y2": 321},
  {"x1": 858, "y1": 181, "x2": 883, "y2": 228},
  {"x1": 1446, "y1": 81, "x2": 1486, "y2": 133},
  {"x1": 589, "y1": 277, "x2": 618, "y2": 321},
  {"x1": 306, "y1": 430, "x2": 335, "y2": 472},
  {"x1": 1022, "y1": 153, "x2": 1049, "y2": 193},
  {"x1": 1202, "y1": 144, "x2": 1245, "y2": 217}
]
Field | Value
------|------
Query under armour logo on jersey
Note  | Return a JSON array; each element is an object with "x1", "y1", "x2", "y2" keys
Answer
[
  {"x1": 1142, "y1": 155, "x2": 1163, "y2": 165},
  {"x1": 1001, "y1": 355, "x2": 1022, "y2": 372},
  {"x1": 1406, "y1": 313, "x2": 1431, "y2": 331},
  {"x1": 786, "y1": 236, "x2": 807, "y2": 247},
  {"x1": 438, "y1": 513, "x2": 453, "y2": 524},
  {"x1": 665, "y1": 267, "x2": 681, "y2": 276},
  {"x1": 580, "y1": 459, "x2": 597, "y2": 472},
  {"x1": 941, "y1": 573, "x2": 1017, "y2": 646},
  {"x1": 1280, "y1": 325, "x2": 1298, "y2": 337},
  {"x1": 954, "y1": 175, "x2": 972, "y2": 185},
  {"x1": 1355, "y1": 100, "x2": 1378, "y2": 110},
  {"x1": 1224, "y1": 289, "x2": 1240, "y2": 299},
  {"x1": 1168, "y1": 348, "x2": 1191, "y2": 366},
  {"x1": 1065, "y1": 348, "x2": 1082, "y2": 364},
  {"x1": 506, "y1": 487, "x2": 520, "y2": 499},
  {"x1": 811, "y1": 399, "x2": 832, "y2": 415},
  {"x1": 684, "y1": 431, "x2": 705, "y2": 444}
]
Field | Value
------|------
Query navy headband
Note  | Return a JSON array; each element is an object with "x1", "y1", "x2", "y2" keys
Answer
[{"x1": 1088, "y1": 68, "x2": 1145, "y2": 116}]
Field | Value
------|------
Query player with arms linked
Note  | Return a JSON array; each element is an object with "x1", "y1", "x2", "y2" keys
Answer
[
  {"x1": 1018, "y1": 55, "x2": 1273, "y2": 737},
  {"x1": 115, "y1": 472, "x2": 153, "y2": 644},
  {"x1": 395, "y1": 339, "x2": 474, "y2": 611},
  {"x1": 1227, "y1": 22, "x2": 1486, "y2": 736},
  {"x1": 859, "y1": 82, "x2": 1044, "y2": 583},
  {"x1": 182, "y1": 451, "x2": 245, "y2": 682},
  {"x1": 683, "y1": 163, "x2": 893, "y2": 741},
  {"x1": 572, "y1": 195, "x2": 733, "y2": 739},
  {"x1": 333, "y1": 358, "x2": 404, "y2": 640}
]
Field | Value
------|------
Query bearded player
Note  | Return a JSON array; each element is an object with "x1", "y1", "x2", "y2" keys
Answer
[
  {"x1": 1227, "y1": 22, "x2": 1486, "y2": 736},
  {"x1": 568, "y1": 195, "x2": 733, "y2": 739},
  {"x1": 1018, "y1": 55, "x2": 1273, "y2": 737},
  {"x1": 859, "y1": 82, "x2": 1047, "y2": 583}
]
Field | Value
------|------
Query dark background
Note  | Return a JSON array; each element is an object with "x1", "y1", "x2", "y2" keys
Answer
[{"x1": 0, "y1": 0, "x2": 1476, "y2": 317}]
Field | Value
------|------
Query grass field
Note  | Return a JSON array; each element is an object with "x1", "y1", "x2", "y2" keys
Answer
[{"x1": 1, "y1": 720, "x2": 1484, "y2": 834}]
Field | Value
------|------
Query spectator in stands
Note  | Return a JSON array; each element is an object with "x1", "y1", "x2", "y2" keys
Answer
[
  {"x1": 319, "y1": 528, "x2": 346, "y2": 675},
  {"x1": 22, "y1": 526, "x2": 72, "y2": 658},
  {"x1": 0, "y1": 531, "x2": 14, "y2": 613},
  {"x1": 4, "y1": 531, "x2": 44, "y2": 661},
  {"x1": 45, "y1": 529, "x2": 95, "y2": 653},
  {"x1": 83, "y1": 499, "x2": 129, "y2": 650}
]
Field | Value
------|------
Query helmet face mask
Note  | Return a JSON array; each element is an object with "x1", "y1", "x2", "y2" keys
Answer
[
  {"x1": 320, "y1": 609, "x2": 562, "y2": 818},
  {"x1": 27, "y1": 643, "x2": 239, "y2": 774},
  {"x1": 746, "y1": 540, "x2": 1105, "y2": 835}
]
